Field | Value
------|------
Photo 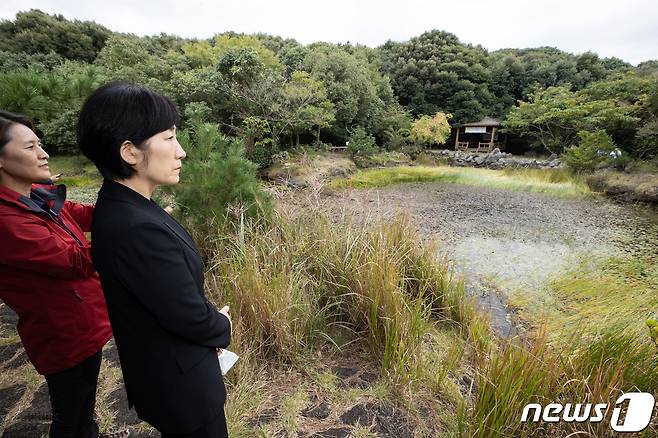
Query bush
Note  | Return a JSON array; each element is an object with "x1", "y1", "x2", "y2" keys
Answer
[
  {"x1": 239, "y1": 116, "x2": 277, "y2": 169},
  {"x1": 562, "y1": 130, "x2": 616, "y2": 172},
  {"x1": 183, "y1": 101, "x2": 212, "y2": 127},
  {"x1": 347, "y1": 126, "x2": 377, "y2": 167},
  {"x1": 635, "y1": 118, "x2": 658, "y2": 159},
  {"x1": 204, "y1": 211, "x2": 482, "y2": 377},
  {"x1": 40, "y1": 108, "x2": 79, "y2": 154},
  {"x1": 171, "y1": 122, "x2": 272, "y2": 238},
  {"x1": 383, "y1": 127, "x2": 411, "y2": 151},
  {"x1": 399, "y1": 144, "x2": 423, "y2": 160}
]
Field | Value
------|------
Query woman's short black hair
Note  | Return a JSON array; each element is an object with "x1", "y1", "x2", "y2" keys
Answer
[
  {"x1": 0, "y1": 110, "x2": 34, "y2": 153},
  {"x1": 77, "y1": 82, "x2": 180, "y2": 180}
]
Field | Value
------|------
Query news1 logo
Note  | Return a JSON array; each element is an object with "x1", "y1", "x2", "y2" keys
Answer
[{"x1": 521, "y1": 392, "x2": 656, "y2": 432}]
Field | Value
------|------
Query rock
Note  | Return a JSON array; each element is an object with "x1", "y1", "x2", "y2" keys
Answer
[
  {"x1": 247, "y1": 408, "x2": 278, "y2": 427},
  {"x1": 360, "y1": 371, "x2": 378, "y2": 384},
  {"x1": 302, "y1": 401, "x2": 331, "y2": 419},
  {"x1": 484, "y1": 155, "x2": 500, "y2": 165},
  {"x1": 332, "y1": 366, "x2": 358, "y2": 380},
  {"x1": 3, "y1": 383, "x2": 50, "y2": 438},
  {"x1": 286, "y1": 179, "x2": 308, "y2": 189},
  {"x1": 0, "y1": 384, "x2": 25, "y2": 423},
  {"x1": 0, "y1": 343, "x2": 28, "y2": 369},
  {"x1": 491, "y1": 147, "x2": 501, "y2": 155},
  {"x1": 102, "y1": 340, "x2": 121, "y2": 367},
  {"x1": 340, "y1": 403, "x2": 375, "y2": 427},
  {"x1": 459, "y1": 375, "x2": 474, "y2": 394},
  {"x1": 312, "y1": 428, "x2": 351, "y2": 438},
  {"x1": 0, "y1": 303, "x2": 18, "y2": 325},
  {"x1": 340, "y1": 403, "x2": 415, "y2": 437},
  {"x1": 547, "y1": 153, "x2": 558, "y2": 161}
]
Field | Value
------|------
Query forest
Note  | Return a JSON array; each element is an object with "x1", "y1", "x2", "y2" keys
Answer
[{"x1": 1, "y1": 9, "x2": 657, "y2": 168}]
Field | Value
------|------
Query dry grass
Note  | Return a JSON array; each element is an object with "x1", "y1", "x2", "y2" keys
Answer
[
  {"x1": 95, "y1": 359, "x2": 124, "y2": 433},
  {"x1": 265, "y1": 151, "x2": 357, "y2": 185}
]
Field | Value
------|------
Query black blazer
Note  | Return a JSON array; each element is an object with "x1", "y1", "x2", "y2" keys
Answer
[{"x1": 91, "y1": 179, "x2": 231, "y2": 434}]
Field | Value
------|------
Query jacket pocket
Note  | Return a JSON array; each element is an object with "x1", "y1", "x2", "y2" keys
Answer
[
  {"x1": 70, "y1": 289, "x2": 94, "y2": 330},
  {"x1": 171, "y1": 342, "x2": 213, "y2": 374}
]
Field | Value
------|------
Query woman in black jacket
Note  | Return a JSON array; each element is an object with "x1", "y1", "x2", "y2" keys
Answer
[{"x1": 77, "y1": 83, "x2": 232, "y2": 438}]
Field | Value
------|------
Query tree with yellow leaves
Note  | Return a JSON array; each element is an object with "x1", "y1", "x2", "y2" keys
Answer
[{"x1": 410, "y1": 112, "x2": 451, "y2": 147}]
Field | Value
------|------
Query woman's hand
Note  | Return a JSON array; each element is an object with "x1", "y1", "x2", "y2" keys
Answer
[
  {"x1": 217, "y1": 306, "x2": 231, "y2": 354},
  {"x1": 219, "y1": 306, "x2": 231, "y2": 329}
]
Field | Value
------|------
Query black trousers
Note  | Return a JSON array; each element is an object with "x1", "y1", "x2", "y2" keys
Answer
[
  {"x1": 160, "y1": 410, "x2": 228, "y2": 438},
  {"x1": 45, "y1": 350, "x2": 103, "y2": 438}
]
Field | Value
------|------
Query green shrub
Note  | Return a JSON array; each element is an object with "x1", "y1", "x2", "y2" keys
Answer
[
  {"x1": 183, "y1": 101, "x2": 212, "y2": 126},
  {"x1": 171, "y1": 122, "x2": 272, "y2": 237},
  {"x1": 383, "y1": 127, "x2": 411, "y2": 151},
  {"x1": 399, "y1": 144, "x2": 423, "y2": 160},
  {"x1": 239, "y1": 116, "x2": 277, "y2": 169},
  {"x1": 347, "y1": 127, "x2": 377, "y2": 167},
  {"x1": 635, "y1": 118, "x2": 658, "y2": 159},
  {"x1": 40, "y1": 108, "x2": 79, "y2": 154},
  {"x1": 562, "y1": 130, "x2": 616, "y2": 172}
]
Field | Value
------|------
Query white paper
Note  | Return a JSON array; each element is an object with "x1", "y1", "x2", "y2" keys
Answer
[{"x1": 217, "y1": 349, "x2": 239, "y2": 375}]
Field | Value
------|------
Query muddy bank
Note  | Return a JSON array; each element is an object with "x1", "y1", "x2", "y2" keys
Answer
[{"x1": 586, "y1": 170, "x2": 658, "y2": 204}]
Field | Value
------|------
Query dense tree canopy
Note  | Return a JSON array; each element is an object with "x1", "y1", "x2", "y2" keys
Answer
[
  {"x1": 0, "y1": 9, "x2": 656, "y2": 160},
  {"x1": 380, "y1": 30, "x2": 495, "y2": 122},
  {"x1": 0, "y1": 9, "x2": 111, "y2": 63},
  {"x1": 503, "y1": 72, "x2": 654, "y2": 155}
]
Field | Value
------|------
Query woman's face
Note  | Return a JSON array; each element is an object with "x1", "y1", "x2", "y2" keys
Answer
[
  {"x1": 135, "y1": 126, "x2": 186, "y2": 187},
  {"x1": 0, "y1": 123, "x2": 51, "y2": 186}
]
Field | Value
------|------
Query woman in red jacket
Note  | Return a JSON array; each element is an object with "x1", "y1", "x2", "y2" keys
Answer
[{"x1": 0, "y1": 111, "x2": 117, "y2": 438}]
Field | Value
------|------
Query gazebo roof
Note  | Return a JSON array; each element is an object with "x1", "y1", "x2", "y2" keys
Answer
[{"x1": 460, "y1": 117, "x2": 501, "y2": 128}]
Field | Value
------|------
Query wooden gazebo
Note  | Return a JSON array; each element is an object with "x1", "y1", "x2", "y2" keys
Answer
[{"x1": 454, "y1": 117, "x2": 506, "y2": 153}]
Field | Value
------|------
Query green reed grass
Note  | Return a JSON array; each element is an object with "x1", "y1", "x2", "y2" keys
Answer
[
  {"x1": 470, "y1": 252, "x2": 658, "y2": 437},
  {"x1": 197, "y1": 210, "x2": 484, "y2": 389},
  {"x1": 329, "y1": 166, "x2": 591, "y2": 198}
]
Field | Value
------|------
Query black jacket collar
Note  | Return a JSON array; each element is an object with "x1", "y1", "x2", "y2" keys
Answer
[
  {"x1": 98, "y1": 179, "x2": 154, "y2": 208},
  {"x1": 98, "y1": 179, "x2": 199, "y2": 255}
]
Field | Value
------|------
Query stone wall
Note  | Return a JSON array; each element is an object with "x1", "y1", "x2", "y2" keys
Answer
[{"x1": 428, "y1": 148, "x2": 564, "y2": 170}]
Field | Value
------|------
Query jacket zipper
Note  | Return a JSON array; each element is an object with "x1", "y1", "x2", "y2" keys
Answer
[{"x1": 45, "y1": 210, "x2": 85, "y2": 247}]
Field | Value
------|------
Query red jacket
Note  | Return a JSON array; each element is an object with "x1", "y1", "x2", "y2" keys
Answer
[{"x1": 0, "y1": 184, "x2": 112, "y2": 375}]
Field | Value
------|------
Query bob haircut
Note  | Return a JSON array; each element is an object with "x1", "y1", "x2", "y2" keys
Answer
[
  {"x1": 77, "y1": 82, "x2": 180, "y2": 180},
  {"x1": 0, "y1": 110, "x2": 34, "y2": 153}
]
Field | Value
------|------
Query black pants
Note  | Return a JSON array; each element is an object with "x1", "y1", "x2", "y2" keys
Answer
[
  {"x1": 160, "y1": 410, "x2": 228, "y2": 438},
  {"x1": 45, "y1": 350, "x2": 102, "y2": 438}
]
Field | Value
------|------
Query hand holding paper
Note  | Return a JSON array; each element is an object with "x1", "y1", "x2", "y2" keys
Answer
[{"x1": 217, "y1": 349, "x2": 239, "y2": 375}]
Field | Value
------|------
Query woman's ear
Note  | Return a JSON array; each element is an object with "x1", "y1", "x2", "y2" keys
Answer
[{"x1": 119, "y1": 141, "x2": 139, "y2": 166}]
